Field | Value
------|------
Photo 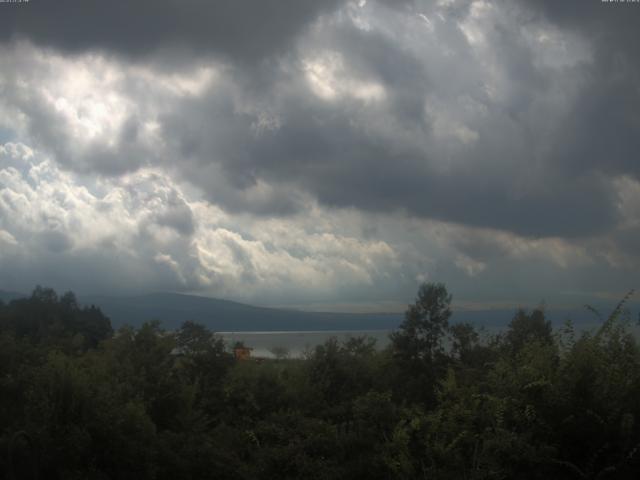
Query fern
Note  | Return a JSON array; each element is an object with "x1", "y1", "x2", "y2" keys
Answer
[{"x1": 594, "y1": 289, "x2": 635, "y2": 340}]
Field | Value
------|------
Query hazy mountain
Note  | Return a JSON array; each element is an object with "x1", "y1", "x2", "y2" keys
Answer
[
  {"x1": 0, "y1": 290, "x2": 26, "y2": 303},
  {"x1": 3, "y1": 289, "x2": 634, "y2": 332},
  {"x1": 81, "y1": 292, "x2": 623, "y2": 332},
  {"x1": 80, "y1": 292, "x2": 405, "y2": 331}
]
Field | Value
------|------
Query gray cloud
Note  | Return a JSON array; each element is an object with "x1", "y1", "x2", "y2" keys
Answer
[
  {"x1": 2, "y1": 1, "x2": 638, "y2": 236},
  {"x1": 516, "y1": 0, "x2": 640, "y2": 179},
  {"x1": 1, "y1": 0, "x2": 639, "y2": 307},
  {"x1": 0, "y1": 0, "x2": 345, "y2": 63}
]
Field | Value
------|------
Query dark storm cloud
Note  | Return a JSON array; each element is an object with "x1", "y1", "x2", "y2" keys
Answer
[
  {"x1": 151, "y1": 194, "x2": 196, "y2": 236},
  {"x1": 3, "y1": 0, "x2": 640, "y2": 243},
  {"x1": 159, "y1": 73, "x2": 618, "y2": 238},
  {"x1": 237, "y1": 107, "x2": 617, "y2": 237},
  {"x1": 0, "y1": 0, "x2": 345, "y2": 62},
  {"x1": 516, "y1": 0, "x2": 640, "y2": 179},
  {"x1": 321, "y1": 24, "x2": 431, "y2": 124},
  {"x1": 555, "y1": 77, "x2": 640, "y2": 179},
  {"x1": 149, "y1": 2, "x2": 618, "y2": 239},
  {"x1": 521, "y1": 0, "x2": 640, "y2": 49}
]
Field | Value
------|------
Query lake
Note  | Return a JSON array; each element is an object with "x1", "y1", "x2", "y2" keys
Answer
[
  {"x1": 219, "y1": 329, "x2": 393, "y2": 358},
  {"x1": 219, "y1": 319, "x2": 640, "y2": 358}
]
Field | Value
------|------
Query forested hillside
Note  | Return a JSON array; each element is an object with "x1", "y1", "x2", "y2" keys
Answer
[{"x1": 1, "y1": 284, "x2": 639, "y2": 479}]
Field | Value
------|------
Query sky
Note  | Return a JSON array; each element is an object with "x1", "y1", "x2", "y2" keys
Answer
[{"x1": 0, "y1": 0, "x2": 639, "y2": 312}]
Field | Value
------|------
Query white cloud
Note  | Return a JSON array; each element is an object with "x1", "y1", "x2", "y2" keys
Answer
[
  {"x1": 0, "y1": 1, "x2": 638, "y2": 310},
  {"x1": 303, "y1": 51, "x2": 386, "y2": 102},
  {"x1": 455, "y1": 254, "x2": 486, "y2": 277},
  {"x1": 0, "y1": 143, "x2": 406, "y2": 304}
]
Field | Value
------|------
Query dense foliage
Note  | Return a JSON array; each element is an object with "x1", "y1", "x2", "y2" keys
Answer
[{"x1": 1, "y1": 284, "x2": 639, "y2": 479}]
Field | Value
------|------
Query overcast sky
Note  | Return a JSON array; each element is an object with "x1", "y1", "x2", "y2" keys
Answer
[{"x1": 1, "y1": 0, "x2": 639, "y2": 311}]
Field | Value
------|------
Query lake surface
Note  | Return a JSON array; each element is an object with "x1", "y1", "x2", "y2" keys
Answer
[
  {"x1": 219, "y1": 329, "x2": 393, "y2": 358},
  {"x1": 219, "y1": 320, "x2": 640, "y2": 358}
]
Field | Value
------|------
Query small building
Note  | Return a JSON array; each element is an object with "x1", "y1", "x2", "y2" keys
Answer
[{"x1": 233, "y1": 343, "x2": 252, "y2": 361}]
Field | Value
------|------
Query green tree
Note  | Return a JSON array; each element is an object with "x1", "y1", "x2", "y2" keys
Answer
[
  {"x1": 503, "y1": 308, "x2": 552, "y2": 355},
  {"x1": 391, "y1": 283, "x2": 452, "y2": 362},
  {"x1": 174, "y1": 321, "x2": 233, "y2": 419},
  {"x1": 390, "y1": 282, "x2": 452, "y2": 405}
]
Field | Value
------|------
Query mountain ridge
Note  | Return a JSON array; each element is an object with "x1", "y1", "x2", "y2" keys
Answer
[
  {"x1": 3, "y1": 289, "x2": 636, "y2": 333},
  {"x1": 80, "y1": 292, "x2": 405, "y2": 331}
]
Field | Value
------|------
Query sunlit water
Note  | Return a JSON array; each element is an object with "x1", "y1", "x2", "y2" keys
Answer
[
  {"x1": 219, "y1": 322, "x2": 640, "y2": 359},
  {"x1": 219, "y1": 330, "x2": 393, "y2": 358}
]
